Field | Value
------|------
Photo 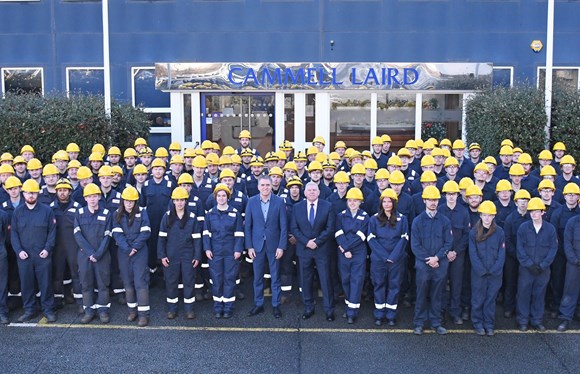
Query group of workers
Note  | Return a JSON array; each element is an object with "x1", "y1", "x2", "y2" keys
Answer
[{"x1": 0, "y1": 130, "x2": 579, "y2": 335}]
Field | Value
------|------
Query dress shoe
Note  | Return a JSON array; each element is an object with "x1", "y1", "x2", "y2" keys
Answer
[
  {"x1": 347, "y1": 316, "x2": 354, "y2": 324},
  {"x1": 248, "y1": 305, "x2": 265, "y2": 317},
  {"x1": 557, "y1": 321, "x2": 569, "y2": 332},
  {"x1": 533, "y1": 324, "x2": 546, "y2": 332},
  {"x1": 167, "y1": 311, "x2": 177, "y2": 320},
  {"x1": 138, "y1": 317, "x2": 149, "y2": 327},
  {"x1": 214, "y1": 312, "x2": 223, "y2": 319},
  {"x1": 186, "y1": 311, "x2": 196, "y2": 320},
  {"x1": 518, "y1": 324, "x2": 528, "y2": 332},
  {"x1": 413, "y1": 326, "x2": 424, "y2": 335},
  {"x1": 80, "y1": 313, "x2": 94, "y2": 324},
  {"x1": 374, "y1": 318, "x2": 382, "y2": 326},
  {"x1": 223, "y1": 312, "x2": 232, "y2": 319},
  {"x1": 99, "y1": 312, "x2": 110, "y2": 324},
  {"x1": 302, "y1": 310, "x2": 315, "y2": 320},
  {"x1": 453, "y1": 317, "x2": 464, "y2": 325},
  {"x1": 273, "y1": 307, "x2": 282, "y2": 319},
  {"x1": 127, "y1": 312, "x2": 138, "y2": 322},
  {"x1": 326, "y1": 313, "x2": 335, "y2": 322},
  {"x1": 475, "y1": 328, "x2": 486, "y2": 336},
  {"x1": 17, "y1": 312, "x2": 36, "y2": 323},
  {"x1": 486, "y1": 329, "x2": 495, "y2": 336},
  {"x1": 503, "y1": 310, "x2": 513, "y2": 318},
  {"x1": 0, "y1": 314, "x2": 9, "y2": 324},
  {"x1": 387, "y1": 319, "x2": 396, "y2": 327},
  {"x1": 435, "y1": 326, "x2": 448, "y2": 335},
  {"x1": 45, "y1": 313, "x2": 57, "y2": 323}
]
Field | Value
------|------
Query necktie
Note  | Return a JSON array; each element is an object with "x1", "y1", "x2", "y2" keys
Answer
[{"x1": 309, "y1": 203, "x2": 315, "y2": 226}]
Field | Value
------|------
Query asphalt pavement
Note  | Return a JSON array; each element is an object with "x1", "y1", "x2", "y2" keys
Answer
[{"x1": 1, "y1": 278, "x2": 579, "y2": 373}]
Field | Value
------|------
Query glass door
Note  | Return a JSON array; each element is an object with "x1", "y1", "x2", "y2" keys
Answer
[{"x1": 201, "y1": 93, "x2": 275, "y2": 155}]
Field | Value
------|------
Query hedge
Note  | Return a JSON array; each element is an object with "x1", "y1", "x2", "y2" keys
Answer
[
  {"x1": 551, "y1": 87, "x2": 580, "y2": 163},
  {"x1": 0, "y1": 93, "x2": 150, "y2": 163}
]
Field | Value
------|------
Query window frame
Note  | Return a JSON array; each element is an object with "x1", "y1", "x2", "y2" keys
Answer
[
  {"x1": 131, "y1": 66, "x2": 171, "y2": 133},
  {"x1": 536, "y1": 66, "x2": 580, "y2": 90},
  {"x1": 492, "y1": 66, "x2": 514, "y2": 88},
  {"x1": 1, "y1": 67, "x2": 44, "y2": 97},
  {"x1": 65, "y1": 66, "x2": 105, "y2": 97}
]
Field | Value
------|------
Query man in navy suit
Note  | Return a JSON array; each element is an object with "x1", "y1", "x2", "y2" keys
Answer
[
  {"x1": 245, "y1": 175, "x2": 287, "y2": 318},
  {"x1": 291, "y1": 182, "x2": 336, "y2": 321}
]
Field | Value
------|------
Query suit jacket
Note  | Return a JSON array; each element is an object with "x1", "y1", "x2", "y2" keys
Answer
[
  {"x1": 244, "y1": 193, "x2": 287, "y2": 253},
  {"x1": 291, "y1": 199, "x2": 335, "y2": 257}
]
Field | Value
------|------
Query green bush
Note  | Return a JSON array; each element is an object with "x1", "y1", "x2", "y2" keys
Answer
[
  {"x1": 550, "y1": 87, "x2": 580, "y2": 163},
  {"x1": 0, "y1": 93, "x2": 149, "y2": 163},
  {"x1": 465, "y1": 86, "x2": 547, "y2": 161}
]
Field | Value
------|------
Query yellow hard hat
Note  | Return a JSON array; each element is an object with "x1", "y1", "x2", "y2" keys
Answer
[
  {"x1": 442, "y1": 180, "x2": 460, "y2": 194},
  {"x1": 183, "y1": 148, "x2": 197, "y2": 158},
  {"x1": 178, "y1": 173, "x2": 194, "y2": 185},
  {"x1": 98, "y1": 165, "x2": 113, "y2": 177},
  {"x1": 140, "y1": 147, "x2": 153, "y2": 156},
  {"x1": 495, "y1": 179, "x2": 512, "y2": 192},
  {"x1": 54, "y1": 150, "x2": 69, "y2": 161},
  {"x1": 171, "y1": 186, "x2": 189, "y2": 200},
  {"x1": 206, "y1": 153, "x2": 219, "y2": 166},
  {"x1": 169, "y1": 142, "x2": 182, "y2": 151},
  {"x1": 268, "y1": 167, "x2": 283, "y2": 177},
  {"x1": 509, "y1": 164, "x2": 525, "y2": 176},
  {"x1": 42, "y1": 164, "x2": 59, "y2": 176},
  {"x1": 219, "y1": 169, "x2": 236, "y2": 180},
  {"x1": 333, "y1": 171, "x2": 350, "y2": 184},
  {"x1": 112, "y1": 165, "x2": 124, "y2": 176},
  {"x1": 423, "y1": 140, "x2": 436, "y2": 151},
  {"x1": 307, "y1": 161, "x2": 323, "y2": 172},
  {"x1": 538, "y1": 150, "x2": 553, "y2": 161},
  {"x1": 294, "y1": 151, "x2": 307, "y2": 161},
  {"x1": 170, "y1": 155, "x2": 185, "y2": 165},
  {"x1": 283, "y1": 161, "x2": 298, "y2": 172},
  {"x1": 239, "y1": 130, "x2": 252, "y2": 139},
  {"x1": 312, "y1": 136, "x2": 326, "y2": 145},
  {"x1": 280, "y1": 141, "x2": 294, "y2": 151},
  {"x1": 560, "y1": 155, "x2": 576, "y2": 166},
  {"x1": 55, "y1": 178, "x2": 72, "y2": 190},
  {"x1": 452, "y1": 139, "x2": 466, "y2": 150},
  {"x1": 380, "y1": 188, "x2": 398, "y2": 202},
  {"x1": 91, "y1": 143, "x2": 106, "y2": 156},
  {"x1": 444, "y1": 157, "x2": 459, "y2": 168},
  {"x1": 483, "y1": 156, "x2": 497, "y2": 166},
  {"x1": 83, "y1": 183, "x2": 101, "y2": 197},
  {"x1": 121, "y1": 186, "x2": 140, "y2": 201},
  {"x1": 420, "y1": 171, "x2": 437, "y2": 183},
  {"x1": 67, "y1": 160, "x2": 82, "y2": 170},
  {"x1": 499, "y1": 146, "x2": 513, "y2": 156},
  {"x1": 381, "y1": 134, "x2": 392, "y2": 143},
  {"x1": 375, "y1": 168, "x2": 390, "y2": 180},
  {"x1": 0, "y1": 153, "x2": 13, "y2": 162},
  {"x1": 77, "y1": 166, "x2": 93, "y2": 180},
  {"x1": 513, "y1": 147, "x2": 523, "y2": 154},
  {"x1": 514, "y1": 189, "x2": 531, "y2": 201},
  {"x1": 22, "y1": 179, "x2": 40, "y2": 193},
  {"x1": 192, "y1": 156, "x2": 208, "y2": 168},
  {"x1": 249, "y1": 156, "x2": 264, "y2": 167},
  {"x1": 89, "y1": 152, "x2": 104, "y2": 162},
  {"x1": 387, "y1": 155, "x2": 402, "y2": 167},
  {"x1": 344, "y1": 187, "x2": 363, "y2": 201},
  {"x1": 465, "y1": 185, "x2": 483, "y2": 197},
  {"x1": 213, "y1": 183, "x2": 231, "y2": 198},
  {"x1": 66, "y1": 143, "x2": 80, "y2": 153},
  {"x1": 307, "y1": 146, "x2": 319, "y2": 156},
  {"x1": 553, "y1": 142, "x2": 566, "y2": 151},
  {"x1": 124, "y1": 148, "x2": 138, "y2": 158},
  {"x1": 364, "y1": 158, "x2": 378, "y2": 170},
  {"x1": 20, "y1": 145, "x2": 35, "y2": 155},
  {"x1": 540, "y1": 165, "x2": 557, "y2": 177},
  {"x1": 371, "y1": 136, "x2": 383, "y2": 146},
  {"x1": 415, "y1": 139, "x2": 424, "y2": 148},
  {"x1": 518, "y1": 153, "x2": 533, "y2": 165},
  {"x1": 527, "y1": 197, "x2": 546, "y2": 211},
  {"x1": 286, "y1": 176, "x2": 304, "y2": 188},
  {"x1": 322, "y1": 160, "x2": 336, "y2": 170},
  {"x1": 397, "y1": 148, "x2": 411, "y2": 158},
  {"x1": 422, "y1": 185, "x2": 441, "y2": 200},
  {"x1": 108, "y1": 146, "x2": 121, "y2": 156},
  {"x1": 134, "y1": 138, "x2": 147, "y2": 147},
  {"x1": 538, "y1": 179, "x2": 556, "y2": 191},
  {"x1": 212, "y1": 142, "x2": 220, "y2": 151},
  {"x1": 201, "y1": 140, "x2": 214, "y2": 150},
  {"x1": 389, "y1": 170, "x2": 405, "y2": 185},
  {"x1": 405, "y1": 139, "x2": 417, "y2": 149},
  {"x1": 478, "y1": 200, "x2": 497, "y2": 215},
  {"x1": 27, "y1": 158, "x2": 43, "y2": 170},
  {"x1": 315, "y1": 153, "x2": 328, "y2": 164},
  {"x1": 420, "y1": 155, "x2": 435, "y2": 167},
  {"x1": 129, "y1": 164, "x2": 147, "y2": 176},
  {"x1": 151, "y1": 158, "x2": 166, "y2": 169},
  {"x1": 440, "y1": 139, "x2": 452, "y2": 147},
  {"x1": 468, "y1": 143, "x2": 481, "y2": 151},
  {"x1": 474, "y1": 163, "x2": 490, "y2": 173},
  {"x1": 501, "y1": 139, "x2": 514, "y2": 148},
  {"x1": 264, "y1": 152, "x2": 278, "y2": 162},
  {"x1": 459, "y1": 177, "x2": 474, "y2": 190},
  {"x1": 4, "y1": 176, "x2": 22, "y2": 189},
  {"x1": 155, "y1": 147, "x2": 169, "y2": 158},
  {"x1": 350, "y1": 163, "x2": 366, "y2": 175},
  {"x1": 230, "y1": 154, "x2": 242, "y2": 165},
  {"x1": 563, "y1": 183, "x2": 580, "y2": 195},
  {"x1": 0, "y1": 164, "x2": 15, "y2": 175},
  {"x1": 218, "y1": 155, "x2": 232, "y2": 166},
  {"x1": 328, "y1": 152, "x2": 341, "y2": 162}
]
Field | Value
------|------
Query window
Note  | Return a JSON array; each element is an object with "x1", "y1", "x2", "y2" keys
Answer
[
  {"x1": 1, "y1": 67, "x2": 43, "y2": 96},
  {"x1": 132, "y1": 67, "x2": 171, "y2": 129},
  {"x1": 376, "y1": 93, "x2": 416, "y2": 138},
  {"x1": 492, "y1": 67, "x2": 514, "y2": 88},
  {"x1": 538, "y1": 67, "x2": 580, "y2": 90},
  {"x1": 330, "y1": 93, "x2": 371, "y2": 151},
  {"x1": 66, "y1": 67, "x2": 104, "y2": 96},
  {"x1": 422, "y1": 94, "x2": 463, "y2": 139}
]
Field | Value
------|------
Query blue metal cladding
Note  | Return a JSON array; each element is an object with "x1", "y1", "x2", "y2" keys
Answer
[{"x1": 0, "y1": 0, "x2": 578, "y2": 101}]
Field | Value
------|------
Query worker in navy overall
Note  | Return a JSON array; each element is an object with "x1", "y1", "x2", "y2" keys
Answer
[
  {"x1": 327, "y1": 171, "x2": 350, "y2": 299},
  {"x1": 334, "y1": 187, "x2": 369, "y2": 324},
  {"x1": 0, "y1": 207, "x2": 10, "y2": 324},
  {"x1": 494, "y1": 180, "x2": 515, "y2": 229},
  {"x1": 292, "y1": 181, "x2": 336, "y2": 321},
  {"x1": 203, "y1": 184, "x2": 244, "y2": 319},
  {"x1": 516, "y1": 197, "x2": 558, "y2": 331},
  {"x1": 367, "y1": 188, "x2": 409, "y2": 327},
  {"x1": 158, "y1": 186, "x2": 202, "y2": 320},
  {"x1": 112, "y1": 185, "x2": 151, "y2": 327},
  {"x1": 502, "y1": 189, "x2": 530, "y2": 318},
  {"x1": 2, "y1": 176, "x2": 24, "y2": 310},
  {"x1": 280, "y1": 176, "x2": 303, "y2": 303},
  {"x1": 11, "y1": 179, "x2": 57, "y2": 323},
  {"x1": 74, "y1": 183, "x2": 113, "y2": 324},
  {"x1": 140, "y1": 158, "x2": 174, "y2": 274},
  {"x1": 469, "y1": 201, "x2": 505, "y2": 336},
  {"x1": 437, "y1": 180, "x2": 470, "y2": 326},
  {"x1": 245, "y1": 175, "x2": 287, "y2": 319},
  {"x1": 50, "y1": 178, "x2": 83, "y2": 312},
  {"x1": 411, "y1": 185, "x2": 453, "y2": 335},
  {"x1": 557, "y1": 214, "x2": 580, "y2": 331}
]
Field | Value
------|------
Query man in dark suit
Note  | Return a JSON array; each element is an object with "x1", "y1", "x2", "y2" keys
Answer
[
  {"x1": 245, "y1": 175, "x2": 287, "y2": 318},
  {"x1": 291, "y1": 182, "x2": 336, "y2": 321}
]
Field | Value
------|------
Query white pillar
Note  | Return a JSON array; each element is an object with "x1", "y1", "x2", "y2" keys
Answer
[
  {"x1": 415, "y1": 93, "x2": 423, "y2": 139},
  {"x1": 370, "y1": 92, "x2": 377, "y2": 149},
  {"x1": 315, "y1": 93, "x2": 331, "y2": 153},
  {"x1": 102, "y1": 0, "x2": 111, "y2": 118},
  {"x1": 275, "y1": 92, "x2": 285, "y2": 148},
  {"x1": 170, "y1": 92, "x2": 184, "y2": 144},
  {"x1": 294, "y1": 93, "x2": 306, "y2": 152},
  {"x1": 191, "y1": 92, "x2": 201, "y2": 148},
  {"x1": 544, "y1": 0, "x2": 555, "y2": 146}
]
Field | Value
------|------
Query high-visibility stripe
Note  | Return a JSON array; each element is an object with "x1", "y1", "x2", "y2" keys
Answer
[
  {"x1": 149, "y1": 267, "x2": 157, "y2": 274},
  {"x1": 8, "y1": 292, "x2": 22, "y2": 297},
  {"x1": 127, "y1": 302, "x2": 138, "y2": 308},
  {"x1": 203, "y1": 230, "x2": 212, "y2": 237},
  {"x1": 356, "y1": 230, "x2": 366, "y2": 241},
  {"x1": 375, "y1": 303, "x2": 386, "y2": 309},
  {"x1": 137, "y1": 306, "x2": 150, "y2": 312},
  {"x1": 245, "y1": 257, "x2": 253, "y2": 263},
  {"x1": 335, "y1": 229, "x2": 344, "y2": 238},
  {"x1": 73, "y1": 293, "x2": 83, "y2": 299},
  {"x1": 234, "y1": 231, "x2": 244, "y2": 237},
  {"x1": 84, "y1": 305, "x2": 97, "y2": 310},
  {"x1": 346, "y1": 300, "x2": 360, "y2": 309},
  {"x1": 401, "y1": 233, "x2": 409, "y2": 240},
  {"x1": 213, "y1": 296, "x2": 223, "y2": 302},
  {"x1": 113, "y1": 288, "x2": 126, "y2": 294},
  {"x1": 111, "y1": 228, "x2": 123, "y2": 233},
  {"x1": 62, "y1": 279, "x2": 72, "y2": 285},
  {"x1": 201, "y1": 263, "x2": 210, "y2": 268},
  {"x1": 95, "y1": 303, "x2": 111, "y2": 309},
  {"x1": 178, "y1": 284, "x2": 184, "y2": 289},
  {"x1": 235, "y1": 279, "x2": 241, "y2": 285},
  {"x1": 36, "y1": 292, "x2": 41, "y2": 297},
  {"x1": 104, "y1": 230, "x2": 111, "y2": 237},
  {"x1": 183, "y1": 297, "x2": 195, "y2": 304},
  {"x1": 386, "y1": 303, "x2": 398, "y2": 310},
  {"x1": 281, "y1": 286, "x2": 292, "y2": 291},
  {"x1": 158, "y1": 232, "x2": 168, "y2": 237},
  {"x1": 140, "y1": 226, "x2": 151, "y2": 232},
  {"x1": 209, "y1": 279, "x2": 213, "y2": 284},
  {"x1": 194, "y1": 283, "x2": 204, "y2": 289},
  {"x1": 54, "y1": 294, "x2": 65, "y2": 298},
  {"x1": 192, "y1": 233, "x2": 201, "y2": 239},
  {"x1": 263, "y1": 274, "x2": 271, "y2": 279},
  {"x1": 73, "y1": 227, "x2": 81, "y2": 234},
  {"x1": 222, "y1": 296, "x2": 235, "y2": 303},
  {"x1": 367, "y1": 233, "x2": 376, "y2": 241},
  {"x1": 166, "y1": 298, "x2": 178, "y2": 304}
]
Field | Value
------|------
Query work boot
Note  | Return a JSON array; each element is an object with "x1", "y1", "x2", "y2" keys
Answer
[
  {"x1": 80, "y1": 313, "x2": 94, "y2": 324},
  {"x1": 45, "y1": 313, "x2": 57, "y2": 323},
  {"x1": 186, "y1": 311, "x2": 196, "y2": 320},
  {"x1": 127, "y1": 312, "x2": 137, "y2": 322},
  {"x1": 138, "y1": 317, "x2": 149, "y2": 327},
  {"x1": 99, "y1": 312, "x2": 110, "y2": 324}
]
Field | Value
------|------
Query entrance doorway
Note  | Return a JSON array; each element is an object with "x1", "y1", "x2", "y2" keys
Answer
[{"x1": 201, "y1": 93, "x2": 275, "y2": 155}]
